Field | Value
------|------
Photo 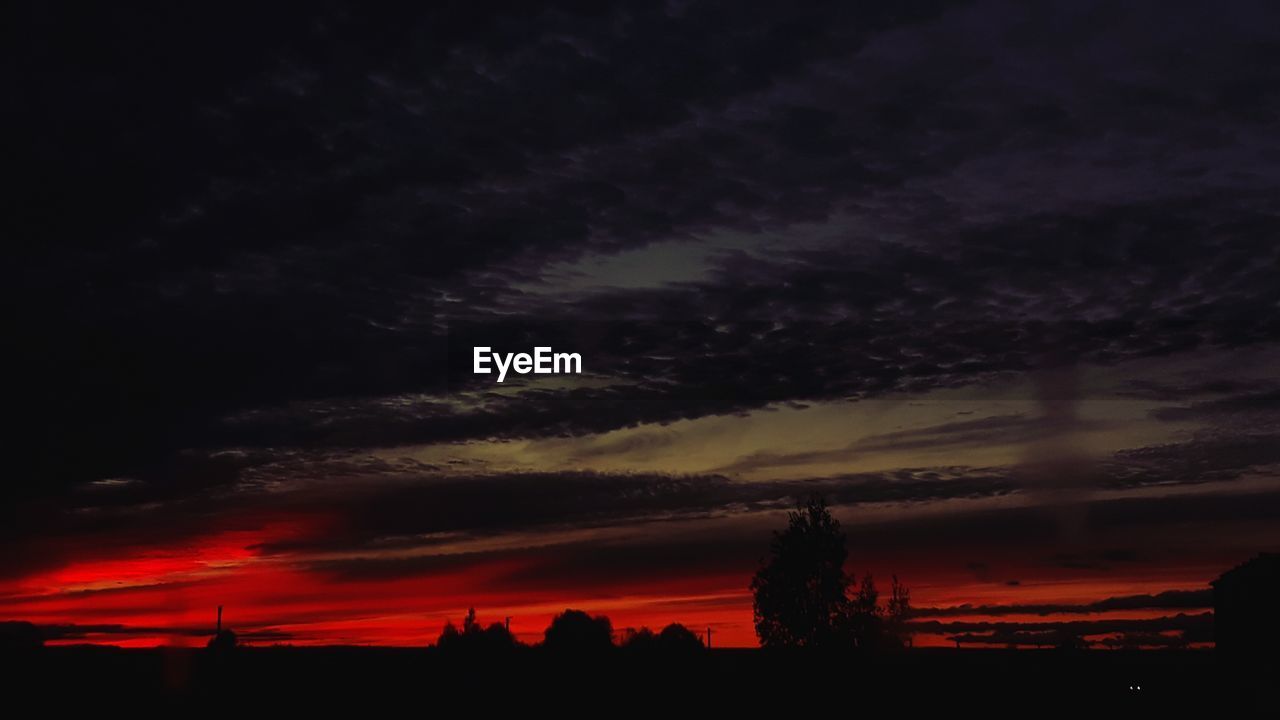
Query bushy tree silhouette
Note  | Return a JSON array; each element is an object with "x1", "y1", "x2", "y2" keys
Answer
[
  {"x1": 621, "y1": 626, "x2": 657, "y2": 651},
  {"x1": 436, "y1": 607, "x2": 518, "y2": 654},
  {"x1": 0, "y1": 621, "x2": 44, "y2": 652},
  {"x1": 621, "y1": 623, "x2": 704, "y2": 654},
  {"x1": 656, "y1": 623, "x2": 705, "y2": 653},
  {"x1": 751, "y1": 496, "x2": 912, "y2": 650},
  {"x1": 543, "y1": 609, "x2": 613, "y2": 654},
  {"x1": 207, "y1": 628, "x2": 238, "y2": 652},
  {"x1": 751, "y1": 497, "x2": 855, "y2": 648}
]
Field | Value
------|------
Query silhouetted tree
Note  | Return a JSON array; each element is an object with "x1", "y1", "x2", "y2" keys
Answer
[
  {"x1": 435, "y1": 607, "x2": 518, "y2": 654},
  {"x1": 0, "y1": 621, "x2": 44, "y2": 652},
  {"x1": 656, "y1": 623, "x2": 705, "y2": 653},
  {"x1": 886, "y1": 574, "x2": 913, "y2": 648},
  {"x1": 848, "y1": 573, "x2": 914, "y2": 650},
  {"x1": 847, "y1": 573, "x2": 885, "y2": 649},
  {"x1": 751, "y1": 497, "x2": 854, "y2": 648},
  {"x1": 542, "y1": 609, "x2": 613, "y2": 654},
  {"x1": 620, "y1": 626, "x2": 657, "y2": 651},
  {"x1": 620, "y1": 623, "x2": 704, "y2": 654},
  {"x1": 751, "y1": 496, "x2": 911, "y2": 650}
]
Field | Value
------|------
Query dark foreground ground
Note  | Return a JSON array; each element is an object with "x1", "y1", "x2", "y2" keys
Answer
[{"x1": 8, "y1": 646, "x2": 1274, "y2": 713}]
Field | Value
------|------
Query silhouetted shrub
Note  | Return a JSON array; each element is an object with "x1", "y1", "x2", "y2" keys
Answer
[
  {"x1": 0, "y1": 621, "x2": 44, "y2": 652},
  {"x1": 656, "y1": 623, "x2": 704, "y2": 653},
  {"x1": 207, "y1": 628, "x2": 238, "y2": 652},
  {"x1": 436, "y1": 608, "x2": 518, "y2": 654},
  {"x1": 542, "y1": 609, "x2": 613, "y2": 654},
  {"x1": 620, "y1": 626, "x2": 657, "y2": 651},
  {"x1": 620, "y1": 624, "x2": 705, "y2": 654}
]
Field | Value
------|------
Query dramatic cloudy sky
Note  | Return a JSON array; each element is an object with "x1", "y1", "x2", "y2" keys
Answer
[{"x1": 6, "y1": 1, "x2": 1279, "y2": 647}]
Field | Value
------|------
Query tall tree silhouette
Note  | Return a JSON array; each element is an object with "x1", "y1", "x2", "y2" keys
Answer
[
  {"x1": 751, "y1": 497, "x2": 912, "y2": 649},
  {"x1": 886, "y1": 575, "x2": 912, "y2": 648},
  {"x1": 847, "y1": 573, "x2": 884, "y2": 649},
  {"x1": 751, "y1": 497, "x2": 853, "y2": 648}
]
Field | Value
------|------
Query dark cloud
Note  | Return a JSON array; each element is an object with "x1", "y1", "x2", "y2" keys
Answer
[
  {"x1": 204, "y1": 192, "x2": 1280, "y2": 457},
  {"x1": 7, "y1": 0, "x2": 1280, "y2": 631},
  {"x1": 912, "y1": 588, "x2": 1212, "y2": 617},
  {"x1": 1106, "y1": 434, "x2": 1280, "y2": 487},
  {"x1": 1121, "y1": 379, "x2": 1264, "y2": 403},
  {"x1": 10, "y1": 0, "x2": 958, "y2": 492},
  {"x1": 912, "y1": 612, "x2": 1213, "y2": 642},
  {"x1": 304, "y1": 482, "x2": 1280, "y2": 590},
  {"x1": 1049, "y1": 548, "x2": 1143, "y2": 571},
  {"x1": 9, "y1": 621, "x2": 293, "y2": 644},
  {"x1": 0, "y1": 463, "x2": 1007, "y2": 580},
  {"x1": 146, "y1": 477, "x2": 1280, "y2": 590},
  {"x1": 1151, "y1": 389, "x2": 1280, "y2": 424},
  {"x1": 251, "y1": 467, "x2": 1019, "y2": 559},
  {"x1": 10, "y1": 0, "x2": 1280, "y2": 501},
  {"x1": 11, "y1": 418, "x2": 1279, "y2": 583}
]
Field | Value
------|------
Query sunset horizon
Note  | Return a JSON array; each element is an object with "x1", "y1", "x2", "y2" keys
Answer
[{"x1": 6, "y1": 2, "x2": 1279, "y2": 708}]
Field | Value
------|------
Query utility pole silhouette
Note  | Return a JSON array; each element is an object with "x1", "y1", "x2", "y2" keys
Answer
[
  {"x1": 207, "y1": 604, "x2": 236, "y2": 651},
  {"x1": 705, "y1": 627, "x2": 712, "y2": 648}
]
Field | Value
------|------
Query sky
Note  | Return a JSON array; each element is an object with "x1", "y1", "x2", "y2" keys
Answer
[{"x1": 6, "y1": 0, "x2": 1280, "y2": 648}]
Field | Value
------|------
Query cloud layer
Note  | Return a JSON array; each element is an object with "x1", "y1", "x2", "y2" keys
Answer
[{"x1": 7, "y1": 0, "x2": 1280, "y2": 644}]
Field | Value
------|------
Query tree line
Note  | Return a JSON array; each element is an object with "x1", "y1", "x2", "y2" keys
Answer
[
  {"x1": 199, "y1": 496, "x2": 911, "y2": 654},
  {"x1": 433, "y1": 607, "x2": 706, "y2": 655},
  {"x1": 430, "y1": 496, "x2": 911, "y2": 655}
]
